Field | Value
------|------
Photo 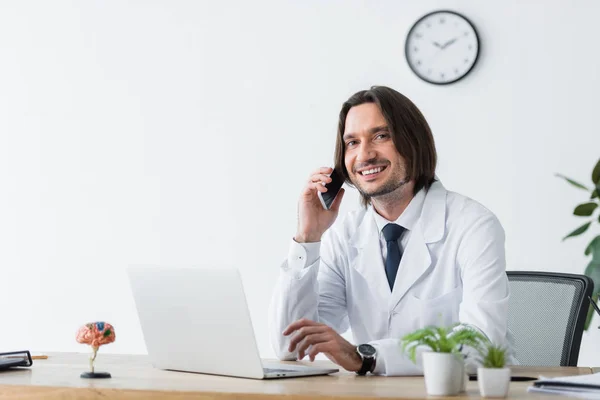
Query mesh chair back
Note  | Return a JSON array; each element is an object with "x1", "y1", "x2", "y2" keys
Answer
[{"x1": 507, "y1": 271, "x2": 593, "y2": 366}]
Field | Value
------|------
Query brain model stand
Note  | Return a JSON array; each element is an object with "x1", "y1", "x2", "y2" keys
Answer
[{"x1": 76, "y1": 322, "x2": 116, "y2": 378}]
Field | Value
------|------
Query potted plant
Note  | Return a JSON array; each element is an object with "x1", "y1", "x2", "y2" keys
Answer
[
  {"x1": 556, "y1": 157, "x2": 600, "y2": 329},
  {"x1": 401, "y1": 324, "x2": 486, "y2": 396},
  {"x1": 477, "y1": 343, "x2": 510, "y2": 398}
]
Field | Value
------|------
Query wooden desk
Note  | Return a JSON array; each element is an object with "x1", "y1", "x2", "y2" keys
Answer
[{"x1": 0, "y1": 352, "x2": 591, "y2": 399}]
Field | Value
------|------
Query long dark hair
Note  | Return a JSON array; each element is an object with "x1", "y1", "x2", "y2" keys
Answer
[{"x1": 334, "y1": 86, "x2": 437, "y2": 207}]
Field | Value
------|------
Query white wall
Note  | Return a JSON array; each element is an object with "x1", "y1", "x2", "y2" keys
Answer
[{"x1": 1, "y1": 0, "x2": 599, "y2": 365}]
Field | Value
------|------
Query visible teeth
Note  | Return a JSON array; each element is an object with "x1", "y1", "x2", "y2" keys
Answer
[{"x1": 361, "y1": 167, "x2": 382, "y2": 176}]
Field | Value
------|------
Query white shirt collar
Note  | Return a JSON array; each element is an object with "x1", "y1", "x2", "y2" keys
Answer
[{"x1": 371, "y1": 187, "x2": 427, "y2": 233}]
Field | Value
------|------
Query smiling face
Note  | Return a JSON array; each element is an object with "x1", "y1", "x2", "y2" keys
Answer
[
  {"x1": 343, "y1": 103, "x2": 410, "y2": 199},
  {"x1": 333, "y1": 86, "x2": 438, "y2": 208}
]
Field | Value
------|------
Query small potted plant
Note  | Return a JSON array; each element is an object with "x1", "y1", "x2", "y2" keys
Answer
[
  {"x1": 401, "y1": 324, "x2": 486, "y2": 396},
  {"x1": 477, "y1": 343, "x2": 510, "y2": 398}
]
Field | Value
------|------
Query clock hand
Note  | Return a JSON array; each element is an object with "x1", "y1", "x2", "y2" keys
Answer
[
  {"x1": 432, "y1": 41, "x2": 442, "y2": 48},
  {"x1": 441, "y1": 37, "x2": 459, "y2": 49}
]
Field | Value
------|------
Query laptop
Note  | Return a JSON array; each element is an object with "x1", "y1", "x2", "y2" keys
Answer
[{"x1": 127, "y1": 265, "x2": 339, "y2": 379}]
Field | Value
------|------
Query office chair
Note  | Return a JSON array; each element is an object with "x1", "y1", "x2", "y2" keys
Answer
[{"x1": 506, "y1": 271, "x2": 593, "y2": 366}]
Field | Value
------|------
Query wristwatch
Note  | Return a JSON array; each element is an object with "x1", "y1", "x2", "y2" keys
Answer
[{"x1": 355, "y1": 344, "x2": 377, "y2": 375}]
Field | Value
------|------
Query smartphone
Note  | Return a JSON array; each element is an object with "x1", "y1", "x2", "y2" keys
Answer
[{"x1": 317, "y1": 169, "x2": 344, "y2": 210}]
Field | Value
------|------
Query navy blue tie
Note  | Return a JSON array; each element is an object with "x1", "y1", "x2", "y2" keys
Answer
[{"x1": 382, "y1": 223, "x2": 406, "y2": 290}]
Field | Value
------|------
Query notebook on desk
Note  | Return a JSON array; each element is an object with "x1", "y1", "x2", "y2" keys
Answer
[
  {"x1": 0, "y1": 351, "x2": 33, "y2": 370},
  {"x1": 127, "y1": 265, "x2": 339, "y2": 380},
  {"x1": 529, "y1": 372, "x2": 600, "y2": 398}
]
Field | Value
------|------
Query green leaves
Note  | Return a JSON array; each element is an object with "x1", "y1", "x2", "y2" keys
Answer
[
  {"x1": 450, "y1": 327, "x2": 486, "y2": 353},
  {"x1": 563, "y1": 222, "x2": 592, "y2": 240},
  {"x1": 480, "y1": 343, "x2": 507, "y2": 368},
  {"x1": 592, "y1": 157, "x2": 600, "y2": 200},
  {"x1": 585, "y1": 294, "x2": 597, "y2": 331},
  {"x1": 585, "y1": 236, "x2": 600, "y2": 257},
  {"x1": 400, "y1": 324, "x2": 487, "y2": 364},
  {"x1": 592, "y1": 158, "x2": 600, "y2": 185},
  {"x1": 401, "y1": 326, "x2": 442, "y2": 363},
  {"x1": 584, "y1": 262, "x2": 600, "y2": 330},
  {"x1": 585, "y1": 261, "x2": 600, "y2": 290},
  {"x1": 559, "y1": 159, "x2": 600, "y2": 331},
  {"x1": 574, "y1": 202, "x2": 599, "y2": 216},
  {"x1": 555, "y1": 174, "x2": 590, "y2": 191}
]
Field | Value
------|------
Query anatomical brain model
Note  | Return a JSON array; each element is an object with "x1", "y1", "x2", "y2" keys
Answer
[{"x1": 76, "y1": 321, "x2": 116, "y2": 378}]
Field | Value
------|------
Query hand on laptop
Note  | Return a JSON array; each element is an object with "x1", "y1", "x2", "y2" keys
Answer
[{"x1": 283, "y1": 318, "x2": 361, "y2": 372}]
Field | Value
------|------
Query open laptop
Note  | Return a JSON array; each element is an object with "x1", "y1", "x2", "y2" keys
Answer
[{"x1": 126, "y1": 265, "x2": 339, "y2": 379}]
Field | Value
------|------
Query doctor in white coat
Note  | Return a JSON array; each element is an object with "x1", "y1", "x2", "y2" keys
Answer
[{"x1": 269, "y1": 86, "x2": 511, "y2": 376}]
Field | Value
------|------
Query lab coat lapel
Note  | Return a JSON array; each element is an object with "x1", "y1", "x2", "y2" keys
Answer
[
  {"x1": 350, "y1": 208, "x2": 391, "y2": 308},
  {"x1": 389, "y1": 180, "x2": 448, "y2": 311},
  {"x1": 388, "y1": 223, "x2": 431, "y2": 311}
]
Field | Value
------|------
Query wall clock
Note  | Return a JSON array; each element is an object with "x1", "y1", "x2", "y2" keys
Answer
[{"x1": 405, "y1": 10, "x2": 480, "y2": 85}]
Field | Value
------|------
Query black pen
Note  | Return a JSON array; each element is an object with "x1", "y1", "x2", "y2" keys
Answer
[{"x1": 588, "y1": 296, "x2": 600, "y2": 321}]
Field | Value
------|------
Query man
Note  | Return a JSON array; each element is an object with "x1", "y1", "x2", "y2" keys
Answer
[{"x1": 269, "y1": 86, "x2": 511, "y2": 376}]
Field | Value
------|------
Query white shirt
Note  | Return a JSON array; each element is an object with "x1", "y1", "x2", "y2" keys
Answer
[{"x1": 371, "y1": 188, "x2": 426, "y2": 266}]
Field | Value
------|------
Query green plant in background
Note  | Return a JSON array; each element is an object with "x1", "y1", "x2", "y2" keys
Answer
[
  {"x1": 556, "y1": 157, "x2": 600, "y2": 330},
  {"x1": 479, "y1": 343, "x2": 507, "y2": 369},
  {"x1": 400, "y1": 324, "x2": 487, "y2": 363}
]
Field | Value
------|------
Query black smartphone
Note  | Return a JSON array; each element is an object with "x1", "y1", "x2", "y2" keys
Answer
[{"x1": 317, "y1": 169, "x2": 344, "y2": 210}]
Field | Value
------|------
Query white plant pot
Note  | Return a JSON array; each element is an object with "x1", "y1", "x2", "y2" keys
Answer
[
  {"x1": 422, "y1": 352, "x2": 465, "y2": 396},
  {"x1": 477, "y1": 367, "x2": 510, "y2": 398}
]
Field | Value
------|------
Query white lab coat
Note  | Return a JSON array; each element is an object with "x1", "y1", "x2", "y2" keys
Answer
[{"x1": 269, "y1": 180, "x2": 511, "y2": 376}]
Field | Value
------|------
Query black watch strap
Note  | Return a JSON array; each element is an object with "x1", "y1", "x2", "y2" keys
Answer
[{"x1": 356, "y1": 354, "x2": 375, "y2": 376}]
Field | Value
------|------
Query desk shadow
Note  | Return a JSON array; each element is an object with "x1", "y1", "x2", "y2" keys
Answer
[{"x1": 0, "y1": 368, "x2": 32, "y2": 373}]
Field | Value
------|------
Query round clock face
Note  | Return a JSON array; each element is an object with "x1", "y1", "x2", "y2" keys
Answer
[{"x1": 405, "y1": 10, "x2": 480, "y2": 85}]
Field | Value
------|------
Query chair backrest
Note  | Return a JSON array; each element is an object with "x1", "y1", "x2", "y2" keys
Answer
[{"x1": 506, "y1": 271, "x2": 593, "y2": 366}]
